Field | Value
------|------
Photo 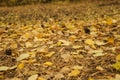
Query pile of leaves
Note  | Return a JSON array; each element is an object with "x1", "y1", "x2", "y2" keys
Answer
[{"x1": 0, "y1": 1, "x2": 120, "y2": 80}]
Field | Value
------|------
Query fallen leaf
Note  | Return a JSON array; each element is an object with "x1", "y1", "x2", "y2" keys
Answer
[
  {"x1": 96, "y1": 66, "x2": 104, "y2": 71},
  {"x1": 36, "y1": 33, "x2": 43, "y2": 39},
  {"x1": 72, "y1": 65, "x2": 83, "y2": 70},
  {"x1": 22, "y1": 33, "x2": 31, "y2": 39},
  {"x1": 113, "y1": 62, "x2": 120, "y2": 71},
  {"x1": 56, "y1": 41, "x2": 62, "y2": 46},
  {"x1": 0, "y1": 66, "x2": 9, "y2": 71},
  {"x1": 69, "y1": 35, "x2": 76, "y2": 42},
  {"x1": 10, "y1": 42, "x2": 18, "y2": 49},
  {"x1": 61, "y1": 54, "x2": 71, "y2": 62},
  {"x1": 68, "y1": 69, "x2": 80, "y2": 77},
  {"x1": 17, "y1": 53, "x2": 30, "y2": 61},
  {"x1": 38, "y1": 77, "x2": 46, "y2": 80},
  {"x1": 17, "y1": 62, "x2": 24, "y2": 69},
  {"x1": 44, "y1": 61, "x2": 53, "y2": 66},
  {"x1": 95, "y1": 40, "x2": 106, "y2": 46},
  {"x1": 84, "y1": 39, "x2": 95, "y2": 48},
  {"x1": 116, "y1": 54, "x2": 120, "y2": 61},
  {"x1": 105, "y1": 18, "x2": 115, "y2": 25},
  {"x1": 25, "y1": 42, "x2": 33, "y2": 48},
  {"x1": 60, "y1": 67, "x2": 70, "y2": 73},
  {"x1": 89, "y1": 49, "x2": 104, "y2": 57},
  {"x1": 107, "y1": 37, "x2": 114, "y2": 44},
  {"x1": 28, "y1": 74, "x2": 38, "y2": 80},
  {"x1": 88, "y1": 77, "x2": 94, "y2": 80},
  {"x1": 45, "y1": 52, "x2": 55, "y2": 57},
  {"x1": 59, "y1": 40, "x2": 71, "y2": 46},
  {"x1": 54, "y1": 73, "x2": 64, "y2": 79},
  {"x1": 114, "y1": 74, "x2": 120, "y2": 80},
  {"x1": 72, "y1": 45, "x2": 82, "y2": 49}
]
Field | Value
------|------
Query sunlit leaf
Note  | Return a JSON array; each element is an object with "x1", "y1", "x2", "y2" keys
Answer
[
  {"x1": 25, "y1": 42, "x2": 33, "y2": 48},
  {"x1": 113, "y1": 62, "x2": 120, "y2": 71},
  {"x1": 44, "y1": 61, "x2": 53, "y2": 66},
  {"x1": 17, "y1": 53, "x2": 30, "y2": 61},
  {"x1": 107, "y1": 37, "x2": 114, "y2": 44},
  {"x1": 68, "y1": 69, "x2": 80, "y2": 77},
  {"x1": 85, "y1": 39, "x2": 94, "y2": 45},
  {"x1": 96, "y1": 66, "x2": 104, "y2": 71},
  {"x1": 84, "y1": 39, "x2": 96, "y2": 48},
  {"x1": 22, "y1": 33, "x2": 31, "y2": 39},
  {"x1": 28, "y1": 74, "x2": 38, "y2": 80},
  {"x1": 61, "y1": 54, "x2": 71, "y2": 62},
  {"x1": 116, "y1": 54, "x2": 120, "y2": 61},
  {"x1": 59, "y1": 40, "x2": 71, "y2": 46},
  {"x1": 38, "y1": 77, "x2": 46, "y2": 80},
  {"x1": 54, "y1": 73, "x2": 64, "y2": 79},
  {"x1": 0, "y1": 66, "x2": 9, "y2": 71},
  {"x1": 72, "y1": 65, "x2": 83, "y2": 70},
  {"x1": 60, "y1": 67, "x2": 70, "y2": 73},
  {"x1": 45, "y1": 52, "x2": 55, "y2": 57},
  {"x1": 88, "y1": 77, "x2": 94, "y2": 80},
  {"x1": 95, "y1": 40, "x2": 106, "y2": 46},
  {"x1": 114, "y1": 74, "x2": 120, "y2": 80},
  {"x1": 17, "y1": 62, "x2": 24, "y2": 69}
]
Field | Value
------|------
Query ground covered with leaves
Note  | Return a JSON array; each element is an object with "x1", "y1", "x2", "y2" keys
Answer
[{"x1": 0, "y1": 0, "x2": 120, "y2": 80}]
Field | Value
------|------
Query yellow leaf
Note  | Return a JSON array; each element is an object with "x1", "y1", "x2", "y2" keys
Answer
[
  {"x1": 72, "y1": 45, "x2": 81, "y2": 49},
  {"x1": 45, "y1": 52, "x2": 55, "y2": 57},
  {"x1": 17, "y1": 53, "x2": 30, "y2": 61},
  {"x1": 72, "y1": 65, "x2": 83, "y2": 70},
  {"x1": 96, "y1": 66, "x2": 104, "y2": 71},
  {"x1": 88, "y1": 77, "x2": 94, "y2": 80},
  {"x1": 113, "y1": 62, "x2": 120, "y2": 71},
  {"x1": 116, "y1": 54, "x2": 120, "y2": 61},
  {"x1": 17, "y1": 62, "x2": 24, "y2": 69},
  {"x1": 69, "y1": 35, "x2": 76, "y2": 42},
  {"x1": 84, "y1": 39, "x2": 95, "y2": 48},
  {"x1": 28, "y1": 74, "x2": 38, "y2": 80},
  {"x1": 0, "y1": 76, "x2": 4, "y2": 79},
  {"x1": 10, "y1": 42, "x2": 18, "y2": 49},
  {"x1": 44, "y1": 62, "x2": 53, "y2": 66},
  {"x1": 22, "y1": 33, "x2": 31, "y2": 39},
  {"x1": 38, "y1": 77, "x2": 46, "y2": 80},
  {"x1": 107, "y1": 37, "x2": 114, "y2": 44},
  {"x1": 56, "y1": 41, "x2": 62, "y2": 46},
  {"x1": 25, "y1": 42, "x2": 33, "y2": 48},
  {"x1": 85, "y1": 39, "x2": 94, "y2": 45},
  {"x1": 59, "y1": 40, "x2": 71, "y2": 46},
  {"x1": 36, "y1": 33, "x2": 43, "y2": 39},
  {"x1": 0, "y1": 66, "x2": 9, "y2": 71},
  {"x1": 106, "y1": 18, "x2": 114, "y2": 25},
  {"x1": 68, "y1": 69, "x2": 80, "y2": 77}
]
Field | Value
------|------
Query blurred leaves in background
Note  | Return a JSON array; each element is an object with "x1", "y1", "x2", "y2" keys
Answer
[{"x1": 0, "y1": 0, "x2": 80, "y2": 6}]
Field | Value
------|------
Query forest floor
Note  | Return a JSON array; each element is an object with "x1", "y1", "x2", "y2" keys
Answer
[{"x1": 0, "y1": 0, "x2": 120, "y2": 80}]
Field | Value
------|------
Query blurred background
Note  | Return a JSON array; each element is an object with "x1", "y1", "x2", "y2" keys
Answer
[{"x1": 0, "y1": 0, "x2": 119, "y2": 6}]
